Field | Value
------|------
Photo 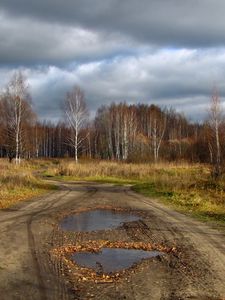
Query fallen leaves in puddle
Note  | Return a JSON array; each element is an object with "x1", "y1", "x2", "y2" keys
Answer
[{"x1": 51, "y1": 240, "x2": 176, "y2": 283}]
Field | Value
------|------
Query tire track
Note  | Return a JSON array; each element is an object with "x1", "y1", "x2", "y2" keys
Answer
[{"x1": 25, "y1": 186, "x2": 75, "y2": 300}]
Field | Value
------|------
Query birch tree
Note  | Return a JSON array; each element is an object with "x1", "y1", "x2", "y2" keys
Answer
[
  {"x1": 207, "y1": 88, "x2": 223, "y2": 178},
  {"x1": 121, "y1": 104, "x2": 137, "y2": 160},
  {"x1": 150, "y1": 106, "x2": 167, "y2": 162},
  {"x1": 1, "y1": 72, "x2": 34, "y2": 163},
  {"x1": 64, "y1": 86, "x2": 88, "y2": 163}
]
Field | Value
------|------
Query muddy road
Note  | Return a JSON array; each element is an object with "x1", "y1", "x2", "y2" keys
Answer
[{"x1": 0, "y1": 181, "x2": 225, "y2": 300}]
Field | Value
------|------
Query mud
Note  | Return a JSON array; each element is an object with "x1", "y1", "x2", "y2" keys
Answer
[{"x1": 0, "y1": 181, "x2": 225, "y2": 300}]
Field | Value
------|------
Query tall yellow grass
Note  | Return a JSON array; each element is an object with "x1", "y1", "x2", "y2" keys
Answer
[
  {"x1": 0, "y1": 159, "x2": 53, "y2": 208},
  {"x1": 50, "y1": 160, "x2": 202, "y2": 177},
  {"x1": 47, "y1": 160, "x2": 208, "y2": 188}
]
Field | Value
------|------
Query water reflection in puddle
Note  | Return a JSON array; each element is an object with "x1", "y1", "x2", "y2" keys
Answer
[
  {"x1": 60, "y1": 209, "x2": 141, "y2": 232},
  {"x1": 71, "y1": 248, "x2": 162, "y2": 273}
]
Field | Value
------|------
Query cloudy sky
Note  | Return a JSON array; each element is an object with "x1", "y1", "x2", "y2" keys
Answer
[{"x1": 1, "y1": 0, "x2": 225, "y2": 122}]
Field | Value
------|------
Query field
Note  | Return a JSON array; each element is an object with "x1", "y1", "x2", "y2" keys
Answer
[
  {"x1": 1, "y1": 158, "x2": 225, "y2": 224},
  {"x1": 46, "y1": 160, "x2": 225, "y2": 223}
]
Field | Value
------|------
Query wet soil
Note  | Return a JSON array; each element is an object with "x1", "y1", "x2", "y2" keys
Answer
[{"x1": 0, "y1": 181, "x2": 225, "y2": 300}]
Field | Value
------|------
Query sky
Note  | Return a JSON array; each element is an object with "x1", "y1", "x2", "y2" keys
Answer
[{"x1": 1, "y1": 0, "x2": 225, "y2": 122}]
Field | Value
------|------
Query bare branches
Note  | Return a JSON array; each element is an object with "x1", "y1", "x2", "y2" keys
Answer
[
  {"x1": 64, "y1": 86, "x2": 89, "y2": 163},
  {"x1": 0, "y1": 72, "x2": 35, "y2": 163}
]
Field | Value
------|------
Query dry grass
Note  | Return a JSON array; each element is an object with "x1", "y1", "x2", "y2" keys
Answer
[
  {"x1": 0, "y1": 159, "x2": 55, "y2": 209},
  {"x1": 47, "y1": 160, "x2": 203, "y2": 181}
]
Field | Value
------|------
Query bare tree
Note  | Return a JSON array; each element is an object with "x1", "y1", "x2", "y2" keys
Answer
[
  {"x1": 207, "y1": 88, "x2": 223, "y2": 178},
  {"x1": 1, "y1": 72, "x2": 34, "y2": 163},
  {"x1": 150, "y1": 106, "x2": 167, "y2": 162},
  {"x1": 64, "y1": 86, "x2": 88, "y2": 163}
]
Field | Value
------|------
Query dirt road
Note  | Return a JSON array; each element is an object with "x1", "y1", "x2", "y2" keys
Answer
[{"x1": 0, "y1": 181, "x2": 225, "y2": 300}]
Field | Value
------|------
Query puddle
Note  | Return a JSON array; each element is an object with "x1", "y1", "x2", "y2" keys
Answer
[
  {"x1": 60, "y1": 209, "x2": 141, "y2": 232},
  {"x1": 71, "y1": 248, "x2": 162, "y2": 273}
]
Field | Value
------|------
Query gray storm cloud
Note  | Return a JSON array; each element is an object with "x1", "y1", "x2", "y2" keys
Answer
[
  {"x1": 0, "y1": 10, "x2": 134, "y2": 65},
  {"x1": 1, "y1": 0, "x2": 225, "y2": 48},
  {"x1": 0, "y1": 1, "x2": 225, "y2": 121},
  {"x1": 1, "y1": 0, "x2": 225, "y2": 65}
]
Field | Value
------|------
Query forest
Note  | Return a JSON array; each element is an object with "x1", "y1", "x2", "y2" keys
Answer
[{"x1": 0, "y1": 72, "x2": 223, "y2": 172}]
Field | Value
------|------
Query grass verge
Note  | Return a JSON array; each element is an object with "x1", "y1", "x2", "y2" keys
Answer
[{"x1": 132, "y1": 182, "x2": 225, "y2": 224}]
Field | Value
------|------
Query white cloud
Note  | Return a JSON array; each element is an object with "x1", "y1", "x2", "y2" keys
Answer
[{"x1": 1, "y1": 49, "x2": 225, "y2": 122}]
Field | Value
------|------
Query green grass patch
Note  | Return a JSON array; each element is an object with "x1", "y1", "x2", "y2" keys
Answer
[
  {"x1": 48, "y1": 174, "x2": 138, "y2": 185},
  {"x1": 132, "y1": 182, "x2": 175, "y2": 198}
]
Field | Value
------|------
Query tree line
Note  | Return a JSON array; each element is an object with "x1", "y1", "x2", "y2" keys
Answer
[{"x1": 0, "y1": 72, "x2": 224, "y2": 171}]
